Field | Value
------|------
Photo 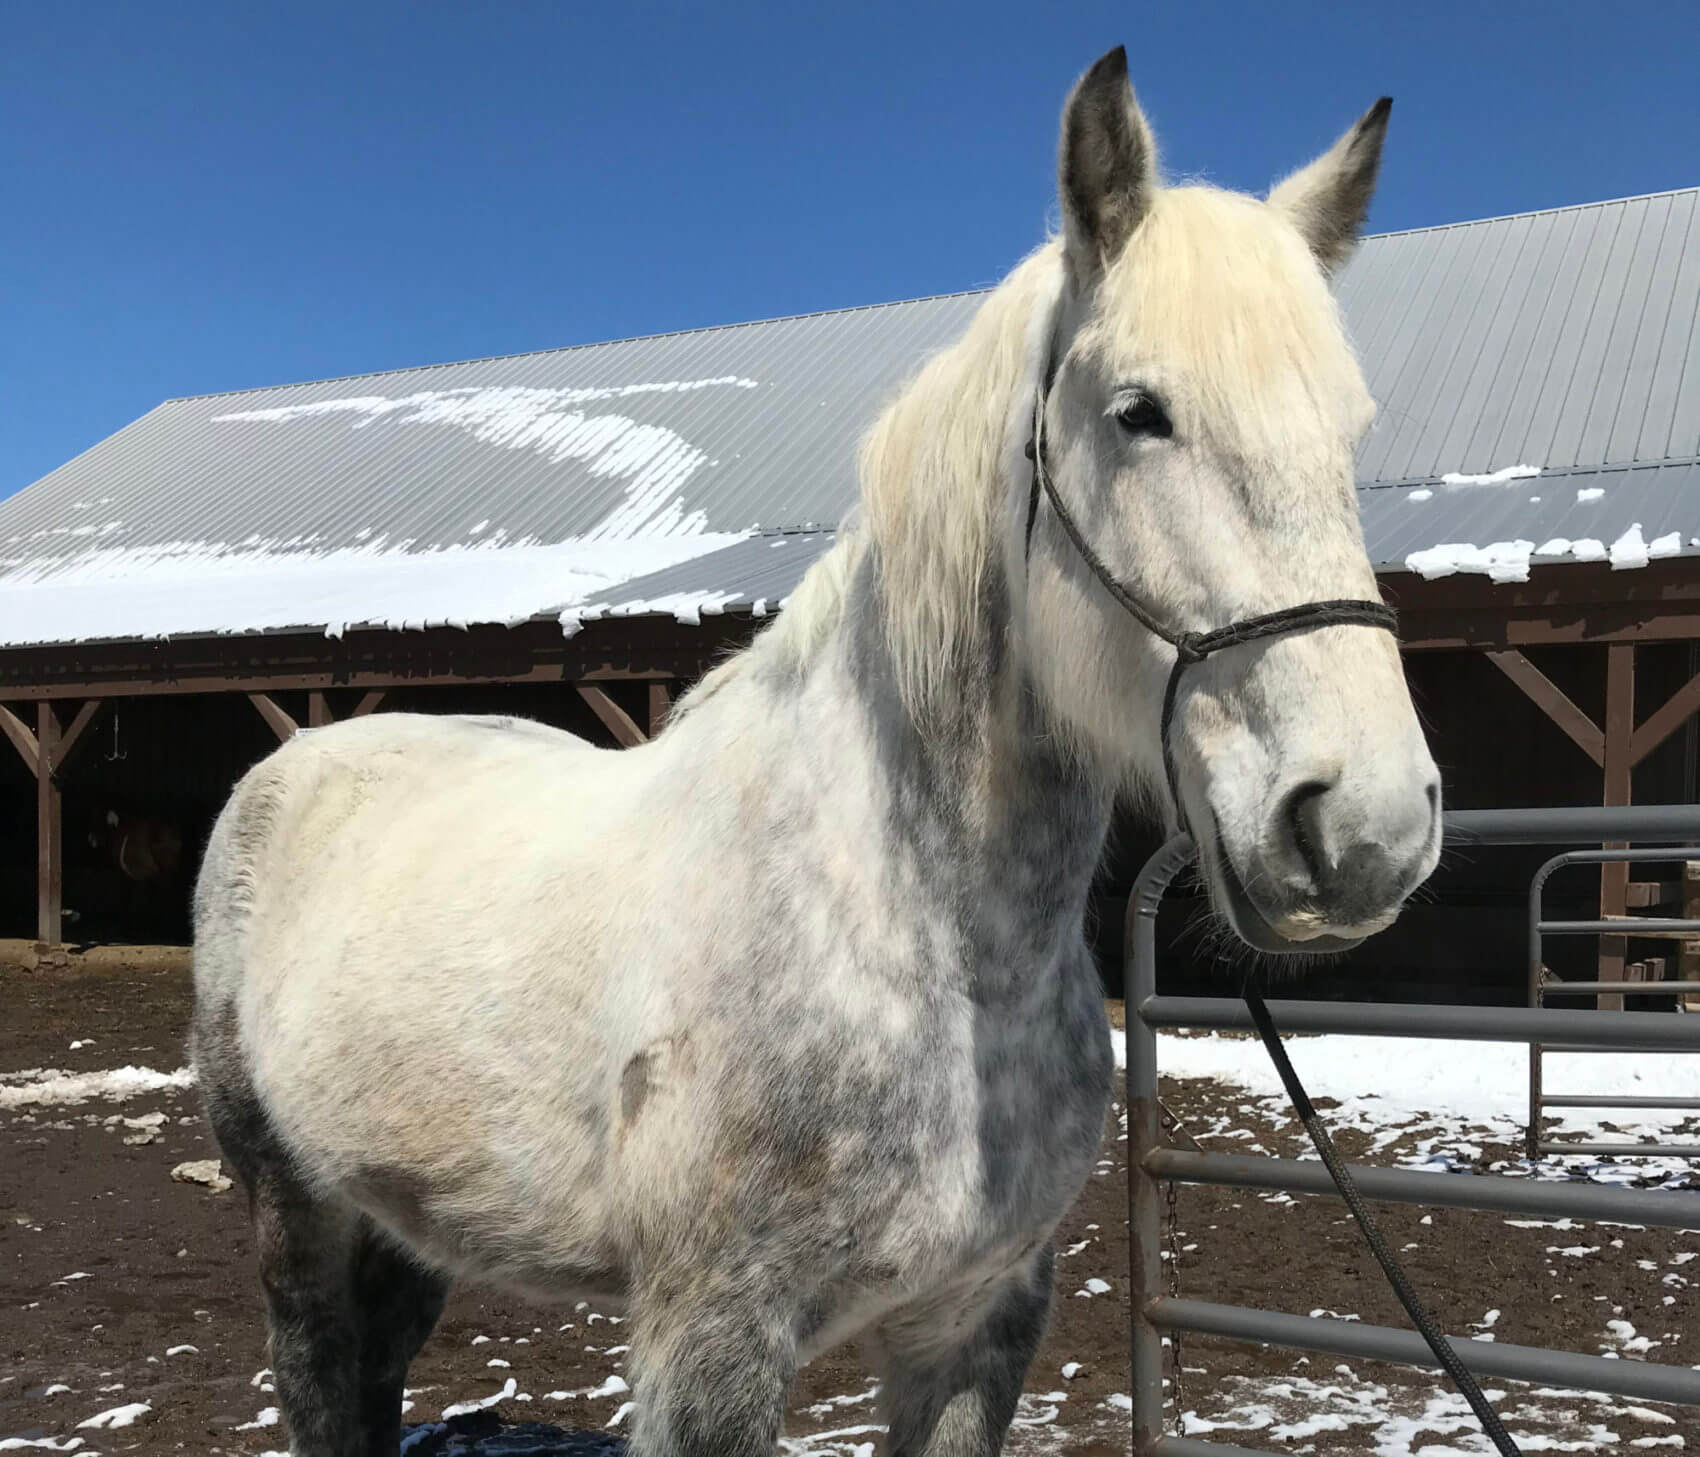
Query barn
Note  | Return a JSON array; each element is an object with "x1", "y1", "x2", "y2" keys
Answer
[{"x1": 3, "y1": 185, "x2": 1699, "y2": 998}]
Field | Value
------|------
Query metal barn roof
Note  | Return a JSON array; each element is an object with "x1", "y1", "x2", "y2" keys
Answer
[{"x1": 2, "y1": 186, "x2": 1696, "y2": 647}]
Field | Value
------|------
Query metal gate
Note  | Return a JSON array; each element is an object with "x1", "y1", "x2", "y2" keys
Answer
[
  {"x1": 1528, "y1": 845, "x2": 1700, "y2": 1157},
  {"x1": 1124, "y1": 805, "x2": 1700, "y2": 1456}
]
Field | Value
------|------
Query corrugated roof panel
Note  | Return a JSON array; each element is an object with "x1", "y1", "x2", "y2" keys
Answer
[
  {"x1": 1400, "y1": 213, "x2": 1533, "y2": 478},
  {"x1": 1429, "y1": 211, "x2": 1551, "y2": 473},
  {"x1": 1602, "y1": 191, "x2": 1691, "y2": 462},
  {"x1": 1519, "y1": 202, "x2": 1633, "y2": 470},
  {"x1": 1629, "y1": 189, "x2": 1700, "y2": 461},
  {"x1": 1372, "y1": 217, "x2": 1511, "y2": 480},
  {"x1": 578, "y1": 531, "x2": 839, "y2": 626},
  {"x1": 1558, "y1": 192, "x2": 1670, "y2": 467},
  {"x1": 1358, "y1": 460, "x2": 1699, "y2": 573},
  {"x1": 1466, "y1": 203, "x2": 1589, "y2": 471},
  {"x1": 2, "y1": 188, "x2": 1698, "y2": 646}
]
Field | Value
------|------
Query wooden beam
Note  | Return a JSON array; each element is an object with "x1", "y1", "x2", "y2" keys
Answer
[
  {"x1": 248, "y1": 693, "x2": 299, "y2": 742},
  {"x1": 1484, "y1": 650, "x2": 1604, "y2": 766},
  {"x1": 351, "y1": 690, "x2": 388, "y2": 718},
  {"x1": 1599, "y1": 644, "x2": 1636, "y2": 1007},
  {"x1": 1630, "y1": 667, "x2": 1700, "y2": 767},
  {"x1": 647, "y1": 682, "x2": 672, "y2": 739},
  {"x1": 36, "y1": 703, "x2": 61, "y2": 946},
  {"x1": 307, "y1": 691, "x2": 333, "y2": 728},
  {"x1": 0, "y1": 615, "x2": 750, "y2": 703},
  {"x1": 0, "y1": 661, "x2": 697, "y2": 703},
  {"x1": 54, "y1": 699, "x2": 105, "y2": 776},
  {"x1": 1399, "y1": 611, "x2": 1700, "y2": 652},
  {"x1": 0, "y1": 701, "x2": 39, "y2": 776},
  {"x1": 576, "y1": 684, "x2": 647, "y2": 748}
]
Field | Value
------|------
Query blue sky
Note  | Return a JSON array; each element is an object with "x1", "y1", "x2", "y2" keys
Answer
[{"x1": 5, "y1": 2, "x2": 1696, "y2": 500}]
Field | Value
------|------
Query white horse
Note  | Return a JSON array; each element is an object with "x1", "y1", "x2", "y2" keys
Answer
[{"x1": 193, "y1": 48, "x2": 1440, "y2": 1457}]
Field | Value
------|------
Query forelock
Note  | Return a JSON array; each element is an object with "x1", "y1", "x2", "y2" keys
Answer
[{"x1": 1082, "y1": 186, "x2": 1372, "y2": 454}]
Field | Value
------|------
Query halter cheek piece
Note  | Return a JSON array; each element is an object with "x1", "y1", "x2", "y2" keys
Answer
[{"x1": 1020, "y1": 380, "x2": 1398, "y2": 829}]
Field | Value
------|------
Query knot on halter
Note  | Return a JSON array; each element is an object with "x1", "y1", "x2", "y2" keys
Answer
[{"x1": 1172, "y1": 632, "x2": 1209, "y2": 665}]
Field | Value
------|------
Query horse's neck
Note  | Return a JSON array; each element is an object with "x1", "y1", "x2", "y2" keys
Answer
[{"x1": 828, "y1": 555, "x2": 1112, "y2": 996}]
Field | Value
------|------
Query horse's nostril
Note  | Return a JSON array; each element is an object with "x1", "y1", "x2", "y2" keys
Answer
[{"x1": 1280, "y1": 779, "x2": 1334, "y2": 888}]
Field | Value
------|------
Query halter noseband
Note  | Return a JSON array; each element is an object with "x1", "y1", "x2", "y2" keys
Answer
[{"x1": 1022, "y1": 379, "x2": 1398, "y2": 830}]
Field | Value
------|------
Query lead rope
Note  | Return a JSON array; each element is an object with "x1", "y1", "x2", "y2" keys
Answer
[
  {"x1": 1022, "y1": 382, "x2": 1520, "y2": 1455},
  {"x1": 1243, "y1": 989, "x2": 1522, "y2": 1457}
]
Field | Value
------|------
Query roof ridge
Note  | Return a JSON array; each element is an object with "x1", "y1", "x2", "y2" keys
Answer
[
  {"x1": 1361, "y1": 184, "x2": 1699, "y2": 243},
  {"x1": 159, "y1": 287, "x2": 995, "y2": 405}
]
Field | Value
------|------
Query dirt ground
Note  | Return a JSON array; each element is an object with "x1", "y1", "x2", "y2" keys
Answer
[{"x1": 2, "y1": 950, "x2": 1696, "y2": 1454}]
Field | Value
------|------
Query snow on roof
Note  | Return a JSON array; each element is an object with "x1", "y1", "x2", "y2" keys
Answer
[{"x1": 2, "y1": 188, "x2": 1696, "y2": 646}]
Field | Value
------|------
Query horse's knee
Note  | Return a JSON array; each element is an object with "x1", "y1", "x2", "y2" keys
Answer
[{"x1": 630, "y1": 1289, "x2": 797, "y2": 1457}]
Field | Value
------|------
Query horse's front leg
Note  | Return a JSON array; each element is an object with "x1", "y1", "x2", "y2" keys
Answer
[
  {"x1": 627, "y1": 1269, "x2": 799, "y2": 1457},
  {"x1": 877, "y1": 1245, "x2": 1054, "y2": 1457}
]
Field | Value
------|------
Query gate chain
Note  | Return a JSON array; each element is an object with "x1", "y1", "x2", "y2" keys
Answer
[{"x1": 1157, "y1": 1101, "x2": 1195, "y2": 1436}]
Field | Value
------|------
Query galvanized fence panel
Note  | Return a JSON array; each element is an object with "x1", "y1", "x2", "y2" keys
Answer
[
  {"x1": 1527, "y1": 845, "x2": 1700, "y2": 1156},
  {"x1": 1123, "y1": 805, "x2": 1700, "y2": 1457}
]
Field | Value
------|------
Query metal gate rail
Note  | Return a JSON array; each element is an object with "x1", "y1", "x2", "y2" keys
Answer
[
  {"x1": 1124, "y1": 805, "x2": 1700, "y2": 1456},
  {"x1": 1526, "y1": 846, "x2": 1700, "y2": 1156}
]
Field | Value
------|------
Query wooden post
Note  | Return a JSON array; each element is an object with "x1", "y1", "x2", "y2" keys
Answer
[
  {"x1": 1599, "y1": 644, "x2": 1635, "y2": 1009},
  {"x1": 647, "y1": 682, "x2": 672, "y2": 739},
  {"x1": 307, "y1": 691, "x2": 332, "y2": 728},
  {"x1": 352, "y1": 690, "x2": 388, "y2": 718},
  {"x1": 36, "y1": 702, "x2": 62, "y2": 948}
]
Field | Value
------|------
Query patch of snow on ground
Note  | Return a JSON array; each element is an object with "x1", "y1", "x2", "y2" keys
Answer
[
  {"x1": 1407, "y1": 488, "x2": 1434, "y2": 502},
  {"x1": 1172, "y1": 1368, "x2": 1669, "y2": 1455},
  {"x1": 0, "y1": 1065, "x2": 195, "y2": 1109},
  {"x1": 778, "y1": 1424, "x2": 884, "y2": 1457},
  {"x1": 1156, "y1": 1032, "x2": 1700, "y2": 1161},
  {"x1": 1578, "y1": 486, "x2": 1606, "y2": 502},
  {"x1": 441, "y1": 1377, "x2": 518, "y2": 1419},
  {"x1": 1440, "y1": 464, "x2": 1542, "y2": 488},
  {"x1": 75, "y1": 1401, "x2": 150, "y2": 1429}
]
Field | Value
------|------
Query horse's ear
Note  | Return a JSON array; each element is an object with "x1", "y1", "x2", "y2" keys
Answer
[
  {"x1": 1058, "y1": 47, "x2": 1156, "y2": 281},
  {"x1": 1269, "y1": 98, "x2": 1392, "y2": 274}
]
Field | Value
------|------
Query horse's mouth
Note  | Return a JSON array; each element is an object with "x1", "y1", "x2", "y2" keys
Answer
[{"x1": 1207, "y1": 829, "x2": 1368, "y2": 957}]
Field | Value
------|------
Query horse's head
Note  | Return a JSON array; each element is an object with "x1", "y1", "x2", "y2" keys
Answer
[{"x1": 1025, "y1": 48, "x2": 1440, "y2": 953}]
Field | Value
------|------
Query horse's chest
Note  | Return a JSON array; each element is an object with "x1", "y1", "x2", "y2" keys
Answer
[{"x1": 851, "y1": 985, "x2": 1115, "y2": 1284}]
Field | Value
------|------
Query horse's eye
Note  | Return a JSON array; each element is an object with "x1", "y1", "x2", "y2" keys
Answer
[{"x1": 1114, "y1": 392, "x2": 1172, "y2": 439}]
